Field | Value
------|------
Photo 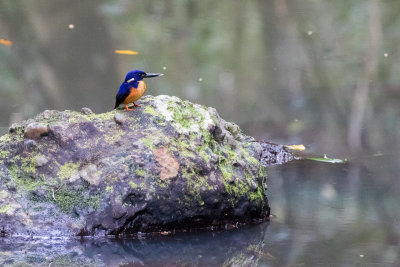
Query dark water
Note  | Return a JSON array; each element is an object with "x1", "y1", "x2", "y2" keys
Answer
[
  {"x1": 265, "y1": 157, "x2": 400, "y2": 266},
  {"x1": 1, "y1": 157, "x2": 399, "y2": 266}
]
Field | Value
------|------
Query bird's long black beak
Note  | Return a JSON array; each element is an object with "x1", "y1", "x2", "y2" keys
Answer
[{"x1": 144, "y1": 73, "x2": 164, "y2": 78}]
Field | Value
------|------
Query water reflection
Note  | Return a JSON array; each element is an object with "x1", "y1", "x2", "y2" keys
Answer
[
  {"x1": 0, "y1": 224, "x2": 267, "y2": 266},
  {"x1": 265, "y1": 157, "x2": 400, "y2": 266}
]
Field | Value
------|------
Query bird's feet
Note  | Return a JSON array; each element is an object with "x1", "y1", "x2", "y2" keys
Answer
[
  {"x1": 124, "y1": 104, "x2": 133, "y2": 111},
  {"x1": 133, "y1": 103, "x2": 141, "y2": 107}
]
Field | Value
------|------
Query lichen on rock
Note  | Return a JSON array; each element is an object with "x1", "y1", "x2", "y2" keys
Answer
[{"x1": 0, "y1": 95, "x2": 270, "y2": 237}]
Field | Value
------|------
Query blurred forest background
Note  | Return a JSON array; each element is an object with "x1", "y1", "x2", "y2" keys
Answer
[{"x1": 0, "y1": 0, "x2": 399, "y2": 156}]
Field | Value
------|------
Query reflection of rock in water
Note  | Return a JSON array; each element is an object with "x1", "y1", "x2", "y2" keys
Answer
[
  {"x1": 0, "y1": 95, "x2": 275, "y2": 238},
  {"x1": 0, "y1": 223, "x2": 268, "y2": 266}
]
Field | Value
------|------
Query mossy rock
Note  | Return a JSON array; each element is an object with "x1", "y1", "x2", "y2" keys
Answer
[{"x1": 0, "y1": 95, "x2": 270, "y2": 237}]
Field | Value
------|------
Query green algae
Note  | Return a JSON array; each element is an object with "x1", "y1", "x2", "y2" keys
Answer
[
  {"x1": 8, "y1": 164, "x2": 41, "y2": 192},
  {"x1": 0, "y1": 150, "x2": 10, "y2": 159},
  {"x1": 143, "y1": 105, "x2": 168, "y2": 126},
  {"x1": 58, "y1": 162, "x2": 80, "y2": 180},
  {"x1": 167, "y1": 100, "x2": 205, "y2": 130},
  {"x1": 88, "y1": 110, "x2": 117, "y2": 121},
  {"x1": 155, "y1": 178, "x2": 169, "y2": 188},
  {"x1": 0, "y1": 134, "x2": 11, "y2": 143},
  {"x1": 54, "y1": 187, "x2": 102, "y2": 213},
  {"x1": 67, "y1": 115, "x2": 89, "y2": 124},
  {"x1": 135, "y1": 168, "x2": 146, "y2": 177},
  {"x1": 0, "y1": 190, "x2": 9, "y2": 200},
  {"x1": 249, "y1": 186, "x2": 264, "y2": 205},
  {"x1": 67, "y1": 110, "x2": 117, "y2": 124},
  {"x1": 129, "y1": 181, "x2": 138, "y2": 189},
  {"x1": 197, "y1": 147, "x2": 212, "y2": 164},
  {"x1": 106, "y1": 185, "x2": 114, "y2": 193},
  {"x1": 218, "y1": 153, "x2": 264, "y2": 204},
  {"x1": 104, "y1": 129, "x2": 124, "y2": 144},
  {"x1": 220, "y1": 164, "x2": 233, "y2": 181},
  {"x1": 143, "y1": 105, "x2": 158, "y2": 116},
  {"x1": 0, "y1": 204, "x2": 12, "y2": 214},
  {"x1": 142, "y1": 95, "x2": 267, "y2": 206},
  {"x1": 140, "y1": 134, "x2": 157, "y2": 149},
  {"x1": 21, "y1": 156, "x2": 37, "y2": 175},
  {"x1": 223, "y1": 152, "x2": 262, "y2": 198},
  {"x1": 181, "y1": 167, "x2": 213, "y2": 208}
]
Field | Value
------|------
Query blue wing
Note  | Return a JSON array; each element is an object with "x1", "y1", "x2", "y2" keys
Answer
[{"x1": 114, "y1": 83, "x2": 131, "y2": 108}]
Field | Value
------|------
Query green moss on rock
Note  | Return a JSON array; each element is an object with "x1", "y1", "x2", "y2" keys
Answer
[
  {"x1": 0, "y1": 150, "x2": 10, "y2": 159},
  {"x1": 54, "y1": 187, "x2": 102, "y2": 213},
  {"x1": 0, "y1": 204, "x2": 12, "y2": 214},
  {"x1": 129, "y1": 181, "x2": 138, "y2": 189},
  {"x1": 58, "y1": 162, "x2": 80, "y2": 180},
  {"x1": 0, "y1": 94, "x2": 270, "y2": 237}
]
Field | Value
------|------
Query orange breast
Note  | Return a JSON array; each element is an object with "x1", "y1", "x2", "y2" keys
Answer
[{"x1": 123, "y1": 81, "x2": 147, "y2": 104}]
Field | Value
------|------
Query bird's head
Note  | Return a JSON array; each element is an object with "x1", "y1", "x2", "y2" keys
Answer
[{"x1": 124, "y1": 70, "x2": 163, "y2": 84}]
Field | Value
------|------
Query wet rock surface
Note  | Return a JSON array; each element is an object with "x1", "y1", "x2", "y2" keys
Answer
[
  {"x1": 0, "y1": 95, "x2": 290, "y2": 237},
  {"x1": 259, "y1": 142, "x2": 294, "y2": 166}
]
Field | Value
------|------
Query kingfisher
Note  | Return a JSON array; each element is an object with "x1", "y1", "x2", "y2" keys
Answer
[{"x1": 114, "y1": 70, "x2": 163, "y2": 111}]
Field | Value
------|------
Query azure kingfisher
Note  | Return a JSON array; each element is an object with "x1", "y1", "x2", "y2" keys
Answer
[{"x1": 114, "y1": 70, "x2": 163, "y2": 111}]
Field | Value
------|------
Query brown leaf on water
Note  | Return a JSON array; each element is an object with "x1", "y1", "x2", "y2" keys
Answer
[
  {"x1": 114, "y1": 50, "x2": 138, "y2": 55},
  {"x1": 286, "y1": 144, "x2": 306, "y2": 151},
  {"x1": 0, "y1": 39, "x2": 13, "y2": 46}
]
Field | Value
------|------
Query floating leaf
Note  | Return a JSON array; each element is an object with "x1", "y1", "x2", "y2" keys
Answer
[
  {"x1": 0, "y1": 39, "x2": 13, "y2": 46},
  {"x1": 308, "y1": 154, "x2": 345, "y2": 163},
  {"x1": 286, "y1": 144, "x2": 306, "y2": 151},
  {"x1": 114, "y1": 50, "x2": 138, "y2": 55}
]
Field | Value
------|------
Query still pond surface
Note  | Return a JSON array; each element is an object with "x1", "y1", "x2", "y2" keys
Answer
[{"x1": 1, "y1": 156, "x2": 398, "y2": 266}]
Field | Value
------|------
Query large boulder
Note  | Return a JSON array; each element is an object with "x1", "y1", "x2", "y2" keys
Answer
[{"x1": 0, "y1": 95, "x2": 270, "y2": 237}]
